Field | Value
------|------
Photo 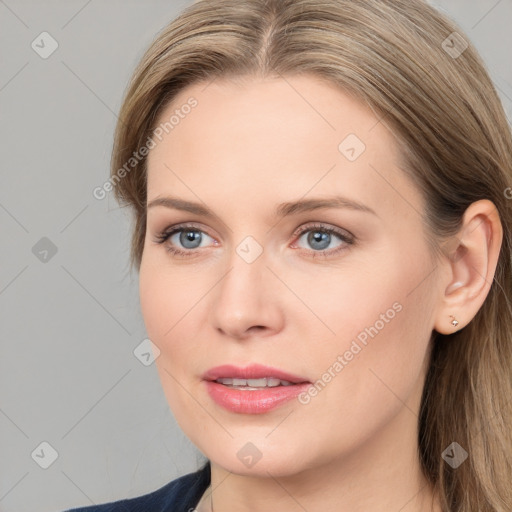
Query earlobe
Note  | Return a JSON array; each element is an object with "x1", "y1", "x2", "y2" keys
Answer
[{"x1": 433, "y1": 199, "x2": 502, "y2": 335}]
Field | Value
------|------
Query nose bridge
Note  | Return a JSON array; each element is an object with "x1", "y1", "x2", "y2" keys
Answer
[
  {"x1": 209, "y1": 237, "x2": 282, "y2": 338},
  {"x1": 223, "y1": 232, "x2": 268, "y2": 295}
]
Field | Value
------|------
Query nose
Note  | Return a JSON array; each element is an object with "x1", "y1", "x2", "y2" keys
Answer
[{"x1": 209, "y1": 248, "x2": 285, "y2": 340}]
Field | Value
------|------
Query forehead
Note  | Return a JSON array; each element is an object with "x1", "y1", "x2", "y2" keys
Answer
[{"x1": 146, "y1": 75, "x2": 424, "y2": 221}]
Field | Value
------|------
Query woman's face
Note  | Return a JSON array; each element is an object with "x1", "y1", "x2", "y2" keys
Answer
[{"x1": 140, "y1": 75, "x2": 441, "y2": 476}]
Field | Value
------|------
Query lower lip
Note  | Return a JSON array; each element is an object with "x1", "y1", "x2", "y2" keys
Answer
[{"x1": 205, "y1": 381, "x2": 311, "y2": 414}]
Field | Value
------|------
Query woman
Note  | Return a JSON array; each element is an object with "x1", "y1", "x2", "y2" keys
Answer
[{"x1": 67, "y1": 0, "x2": 512, "y2": 510}]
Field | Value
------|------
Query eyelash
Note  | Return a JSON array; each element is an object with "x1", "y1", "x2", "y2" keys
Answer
[{"x1": 152, "y1": 222, "x2": 355, "y2": 259}]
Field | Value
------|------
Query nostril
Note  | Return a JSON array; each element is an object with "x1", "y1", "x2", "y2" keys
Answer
[{"x1": 248, "y1": 325, "x2": 266, "y2": 333}]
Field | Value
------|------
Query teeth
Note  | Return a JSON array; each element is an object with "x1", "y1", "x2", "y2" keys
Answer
[
  {"x1": 247, "y1": 378, "x2": 268, "y2": 387},
  {"x1": 216, "y1": 377, "x2": 294, "y2": 388}
]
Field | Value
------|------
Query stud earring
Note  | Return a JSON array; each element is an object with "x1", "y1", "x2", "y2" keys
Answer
[{"x1": 449, "y1": 315, "x2": 459, "y2": 327}]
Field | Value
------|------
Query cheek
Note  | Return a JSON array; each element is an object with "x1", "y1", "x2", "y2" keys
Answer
[
  {"x1": 314, "y1": 236, "x2": 435, "y2": 351},
  {"x1": 139, "y1": 262, "x2": 201, "y2": 420},
  {"x1": 139, "y1": 257, "x2": 205, "y2": 341},
  {"x1": 304, "y1": 250, "x2": 436, "y2": 430},
  {"x1": 138, "y1": 257, "x2": 212, "y2": 408}
]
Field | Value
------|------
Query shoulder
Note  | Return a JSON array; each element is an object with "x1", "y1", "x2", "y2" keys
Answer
[{"x1": 63, "y1": 462, "x2": 210, "y2": 512}]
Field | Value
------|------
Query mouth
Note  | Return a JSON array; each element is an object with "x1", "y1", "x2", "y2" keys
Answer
[
  {"x1": 203, "y1": 363, "x2": 309, "y2": 387},
  {"x1": 214, "y1": 377, "x2": 297, "y2": 389},
  {"x1": 203, "y1": 364, "x2": 311, "y2": 414}
]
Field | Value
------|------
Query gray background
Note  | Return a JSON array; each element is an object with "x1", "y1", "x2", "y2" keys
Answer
[{"x1": 1, "y1": 1, "x2": 511, "y2": 511}]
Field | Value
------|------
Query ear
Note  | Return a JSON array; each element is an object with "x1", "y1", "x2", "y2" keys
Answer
[{"x1": 433, "y1": 199, "x2": 503, "y2": 335}]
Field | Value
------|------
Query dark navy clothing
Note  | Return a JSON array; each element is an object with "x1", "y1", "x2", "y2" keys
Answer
[{"x1": 64, "y1": 462, "x2": 210, "y2": 512}]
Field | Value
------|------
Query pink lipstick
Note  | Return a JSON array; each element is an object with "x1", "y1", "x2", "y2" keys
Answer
[{"x1": 203, "y1": 364, "x2": 311, "y2": 414}]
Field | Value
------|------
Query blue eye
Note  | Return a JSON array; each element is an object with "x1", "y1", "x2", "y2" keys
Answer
[
  {"x1": 153, "y1": 224, "x2": 216, "y2": 256},
  {"x1": 171, "y1": 229, "x2": 205, "y2": 249},
  {"x1": 294, "y1": 224, "x2": 353, "y2": 254}
]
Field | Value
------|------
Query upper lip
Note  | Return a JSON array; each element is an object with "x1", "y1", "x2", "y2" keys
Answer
[{"x1": 203, "y1": 364, "x2": 310, "y2": 384}]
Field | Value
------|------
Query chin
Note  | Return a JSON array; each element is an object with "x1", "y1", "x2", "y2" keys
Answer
[{"x1": 198, "y1": 435, "x2": 319, "y2": 478}]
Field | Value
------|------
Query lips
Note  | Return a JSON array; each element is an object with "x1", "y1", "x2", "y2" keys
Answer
[
  {"x1": 202, "y1": 364, "x2": 309, "y2": 384},
  {"x1": 203, "y1": 364, "x2": 311, "y2": 414}
]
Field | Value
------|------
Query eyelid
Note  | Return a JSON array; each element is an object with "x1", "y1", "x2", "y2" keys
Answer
[
  {"x1": 154, "y1": 222, "x2": 216, "y2": 241},
  {"x1": 292, "y1": 222, "x2": 355, "y2": 243}
]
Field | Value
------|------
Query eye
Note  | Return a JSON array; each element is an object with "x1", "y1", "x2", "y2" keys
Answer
[
  {"x1": 153, "y1": 223, "x2": 216, "y2": 256},
  {"x1": 293, "y1": 223, "x2": 354, "y2": 255},
  {"x1": 169, "y1": 228, "x2": 212, "y2": 249}
]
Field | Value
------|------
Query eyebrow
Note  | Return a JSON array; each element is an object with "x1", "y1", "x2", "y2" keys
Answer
[{"x1": 147, "y1": 195, "x2": 377, "y2": 218}]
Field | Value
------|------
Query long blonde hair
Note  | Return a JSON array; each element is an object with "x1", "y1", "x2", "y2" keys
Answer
[{"x1": 109, "y1": 1, "x2": 512, "y2": 509}]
